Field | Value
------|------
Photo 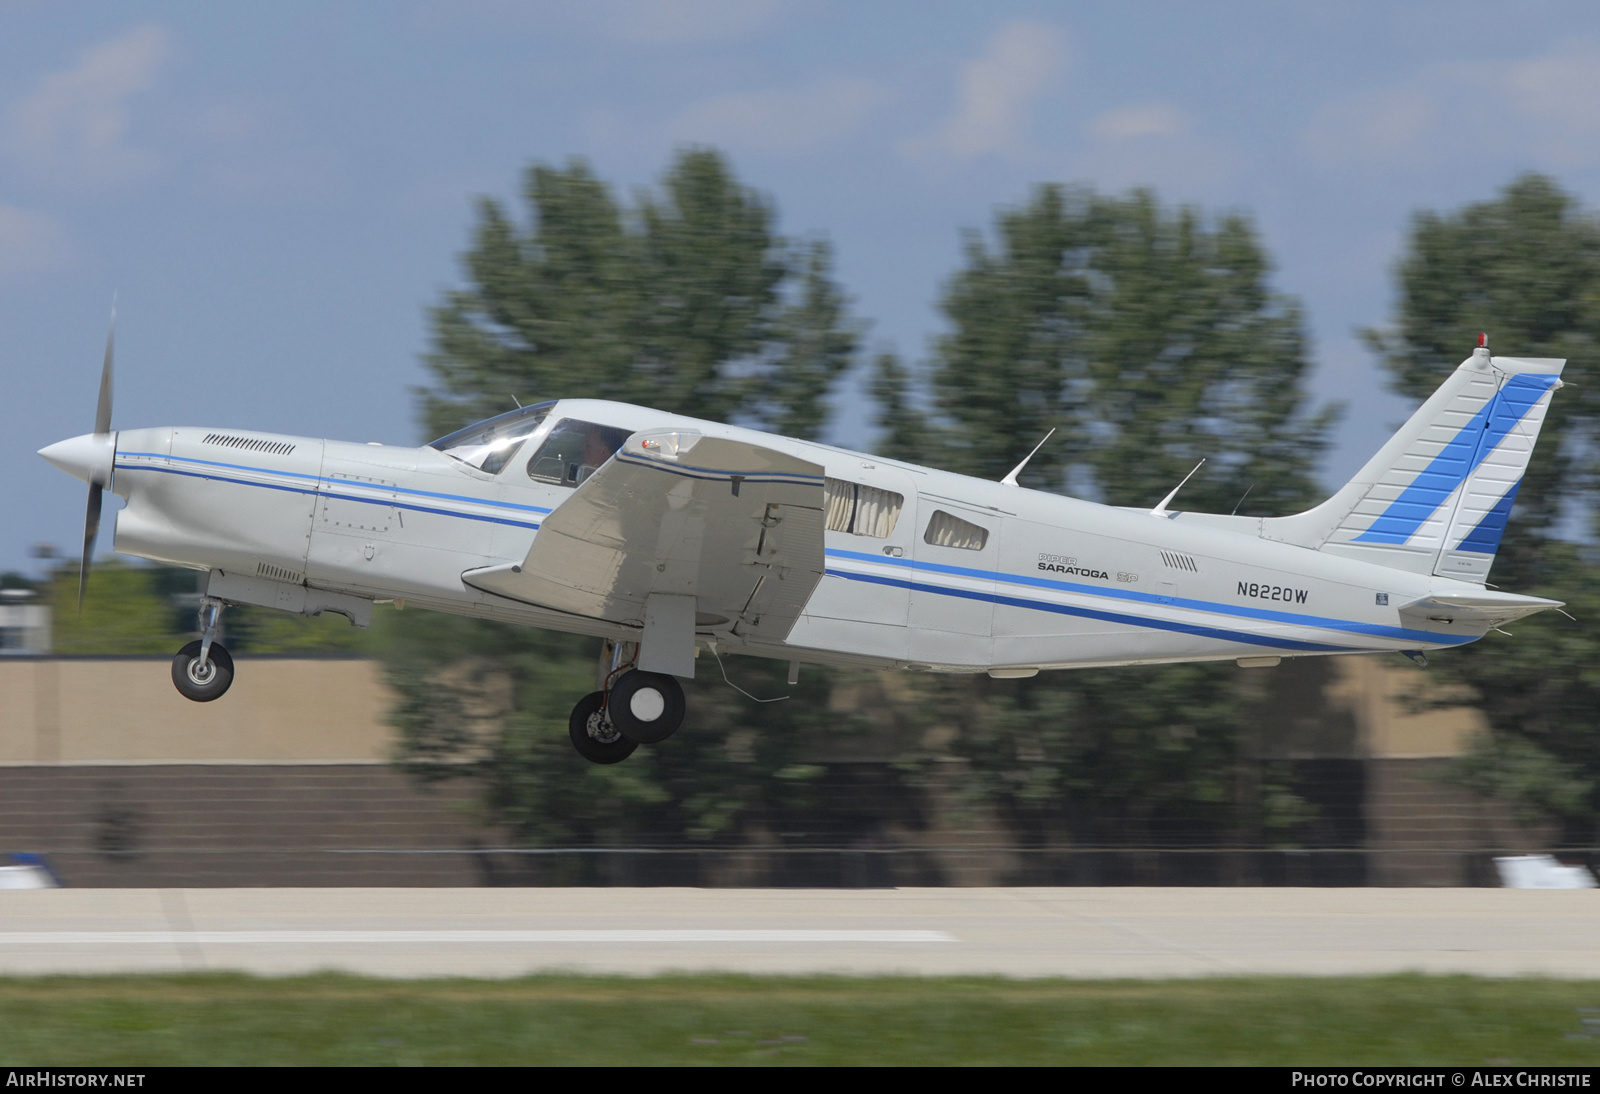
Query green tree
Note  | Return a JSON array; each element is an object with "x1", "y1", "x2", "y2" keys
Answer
[
  {"x1": 390, "y1": 148, "x2": 863, "y2": 847},
  {"x1": 49, "y1": 561, "x2": 192, "y2": 655},
  {"x1": 56, "y1": 560, "x2": 372, "y2": 655},
  {"x1": 932, "y1": 186, "x2": 1333, "y2": 511},
  {"x1": 421, "y1": 149, "x2": 853, "y2": 439},
  {"x1": 1365, "y1": 174, "x2": 1600, "y2": 837},
  {"x1": 870, "y1": 351, "x2": 932, "y2": 464},
  {"x1": 887, "y1": 185, "x2": 1337, "y2": 853}
]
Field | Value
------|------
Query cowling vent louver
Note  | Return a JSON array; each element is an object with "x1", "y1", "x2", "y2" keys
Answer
[
  {"x1": 203, "y1": 433, "x2": 296, "y2": 456},
  {"x1": 1160, "y1": 550, "x2": 1200, "y2": 572}
]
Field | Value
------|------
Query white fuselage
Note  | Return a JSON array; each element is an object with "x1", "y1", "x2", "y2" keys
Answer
[{"x1": 107, "y1": 399, "x2": 1488, "y2": 674}]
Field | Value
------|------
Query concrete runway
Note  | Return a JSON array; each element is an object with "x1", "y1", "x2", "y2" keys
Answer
[{"x1": 3, "y1": 887, "x2": 1600, "y2": 979}]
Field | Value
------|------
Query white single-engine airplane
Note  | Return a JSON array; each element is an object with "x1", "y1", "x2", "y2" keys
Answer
[{"x1": 40, "y1": 331, "x2": 1564, "y2": 763}]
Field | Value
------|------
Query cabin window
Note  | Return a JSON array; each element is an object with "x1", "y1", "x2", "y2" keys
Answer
[
  {"x1": 429, "y1": 403, "x2": 553, "y2": 474},
  {"x1": 527, "y1": 419, "x2": 631, "y2": 487},
  {"x1": 824, "y1": 478, "x2": 903, "y2": 537},
  {"x1": 923, "y1": 509, "x2": 989, "y2": 551}
]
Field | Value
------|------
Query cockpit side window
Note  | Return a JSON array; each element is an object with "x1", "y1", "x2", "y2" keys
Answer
[
  {"x1": 527, "y1": 419, "x2": 631, "y2": 487},
  {"x1": 428, "y1": 403, "x2": 554, "y2": 474}
]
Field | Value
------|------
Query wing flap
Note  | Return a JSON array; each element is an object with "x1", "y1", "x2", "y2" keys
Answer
[{"x1": 462, "y1": 429, "x2": 826, "y2": 645}]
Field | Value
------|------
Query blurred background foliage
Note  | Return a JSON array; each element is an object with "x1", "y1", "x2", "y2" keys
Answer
[
  {"x1": 20, "y1": 559, "x2": 374, "y2": 656},
  {"x1": 1364, "y1": 174, "x2": 1600, "y2": 840},
  {"x1": 40, "y1": 153, "x2": 1600, "y2": 850},
  {"x1": 419, "y1": 149, "x2": 855, "y2": 441}
]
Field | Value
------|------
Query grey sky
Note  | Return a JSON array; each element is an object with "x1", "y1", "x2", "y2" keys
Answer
[{"x1": 6, "y1": 1, "x2": 1600, "y2": 576}]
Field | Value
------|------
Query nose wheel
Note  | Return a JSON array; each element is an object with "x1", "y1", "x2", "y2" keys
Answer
[
  {"x1": 172, "y1": 639, "x2": 234, "y2": 701},
  {"x1": 171, "y1": 595, "x2": 234, "y2": 702},
  {"x1": 567, "y1": 669, "x2": 686, "y2": 763}
]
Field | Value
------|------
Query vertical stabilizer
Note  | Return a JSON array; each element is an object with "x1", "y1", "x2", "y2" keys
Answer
[{"x1": 1264, "y1": 337, "x2": 1564, "y2": 581}]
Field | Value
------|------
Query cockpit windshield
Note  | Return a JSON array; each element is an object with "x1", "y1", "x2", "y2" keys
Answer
[{"x1": 428, "y1": 403, "x2": 554, "y2": 474}]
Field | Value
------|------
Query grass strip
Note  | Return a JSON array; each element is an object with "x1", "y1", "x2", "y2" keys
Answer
[{"x1": 1, "y1": 972, "x2": 1599, "y2": 1065}]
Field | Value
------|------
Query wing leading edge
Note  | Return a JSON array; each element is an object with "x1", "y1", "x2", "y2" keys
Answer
[{"x1": 461, "y1": 429, "x2": 826, "y2": 675}]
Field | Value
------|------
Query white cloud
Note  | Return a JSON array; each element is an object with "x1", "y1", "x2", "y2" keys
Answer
[
  {"x1": 1072, "y1": 133, "x2": 1242, "y2": 200},
  {"x1": 1043, "y1": 100, "x2": 1233, "y2": 200},
  {"x1": 1089, "y1": 102, "x2": 1189, "y2": 141},
  {"x1": 906, "y1": 21, "x2": 1069, "y2": 159},
  {"x1": 1303, "y1": 39, "x2": 1600, "y2": 170},
  {"x1": 0, "y1": 203, "x2": 70, "y2": 280},
  {"x1": 8, "y1": 25, "x2": 169, "y2": 186},
  {"x1": 665, "y1": 77, "x2": 889, "y2": 154}
]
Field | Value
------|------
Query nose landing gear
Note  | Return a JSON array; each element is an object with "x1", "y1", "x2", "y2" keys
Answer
[
  {"x1": 171, "y1": 596, "x2": 234, "y2": 702},
  {"x1": 568, "y1": 641, "x2": 687, "y2": 763}
]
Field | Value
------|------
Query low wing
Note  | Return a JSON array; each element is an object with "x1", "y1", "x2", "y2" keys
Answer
[
  {"x1": 462, "y1": 429, "x2": 826, "y2": 649},
  {"x1": 1398, "y1": 590, "x2": 1564, "y2": 630}
]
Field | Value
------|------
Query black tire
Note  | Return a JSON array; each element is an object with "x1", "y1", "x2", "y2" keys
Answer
[
  {"x1": 568, "y1": 691, "x2": 638, "y2": 764},
  {"x1": 609, "y1": 670, "x2": 686, "y2": 744},
  {"x1": 171, "y1": 640, "x2": 234, "y2": 702}
]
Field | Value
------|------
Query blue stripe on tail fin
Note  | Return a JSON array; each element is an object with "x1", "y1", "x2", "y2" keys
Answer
[
  {"x1": 1252, "y1": 341, "x2": 1564, "y2": 583},
  {"x1": 1352, "y1": 373, "x2": 1558, "y2": 546},
  {"x1": 1454, "y1": 479, "x2": 1520, "y2": 555}
]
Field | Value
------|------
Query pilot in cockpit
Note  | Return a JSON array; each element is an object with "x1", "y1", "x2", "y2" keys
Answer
[
  {"x1": 526, "y1": 419, "x2": 630, "y2": 486},
  {"x1": 577, "y1": 427, "x2": 618, "y2": 483}
]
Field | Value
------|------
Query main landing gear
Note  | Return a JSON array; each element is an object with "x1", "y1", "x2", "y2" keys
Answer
[
  {"x1": 172, "y1": 597, "x2": 234, "y2": 703},
  {"x1": 568, "y1": 640, "x2": 686, "y2": 764}
]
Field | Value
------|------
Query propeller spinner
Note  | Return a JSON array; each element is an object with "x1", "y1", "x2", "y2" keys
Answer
[{"x1": 37, "y1": 310, "x2": 116, "y2": 610}]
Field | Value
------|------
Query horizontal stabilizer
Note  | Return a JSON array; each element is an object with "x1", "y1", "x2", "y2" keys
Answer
[{"x1": 1398, "y1": 590, "x2": 1563, "y2": 630}]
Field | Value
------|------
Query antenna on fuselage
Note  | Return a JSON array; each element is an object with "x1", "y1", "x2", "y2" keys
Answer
[
  {"x1": 1150, "y1": 458, "x2": 1205, "y2": 519},
  {"x1": 1000, "y1": 428, "x2": 1056, "y2": 488},
  {"x1": 1230, "y1": 482, "x2": 1255, "y2": 516}
]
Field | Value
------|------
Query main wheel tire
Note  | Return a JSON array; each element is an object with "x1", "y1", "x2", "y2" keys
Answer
[
  {"x1": 609, "y1": 670, "x2": 686, "y2": 744},
  {"x1": 568, "y1": 691, "x2": 638, "y2": 764},
  {"x1": 171, "y1": 640, "x2": 234, "y2": 702}
]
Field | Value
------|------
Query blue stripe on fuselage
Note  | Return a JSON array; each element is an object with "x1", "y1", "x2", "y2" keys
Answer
[
  {"x1": 119, "y1": 451, "x2": 554, "y2": 515},
  {"x1": 824, "y1": 548, "x2": 1471, "y2": 647},
  {"x1": 115, "y1": 459, "x2": 543, "y2": 530},
  {"x1": 830, "y1": 568, "x2": 1358, "y2": 652}
]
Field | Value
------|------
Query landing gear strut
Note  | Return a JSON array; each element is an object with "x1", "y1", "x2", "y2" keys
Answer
[
  {"x1": 567, "y1": 640, "x2": 687, "y2": 763},
  {"x1": 172, "y1": 597, "x2": 234, "y2": 702}
]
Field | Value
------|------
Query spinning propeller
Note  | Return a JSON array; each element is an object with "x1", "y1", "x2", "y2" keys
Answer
[{"x1": 38, "y1": 308, "x2": 116, "y2": 610}]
